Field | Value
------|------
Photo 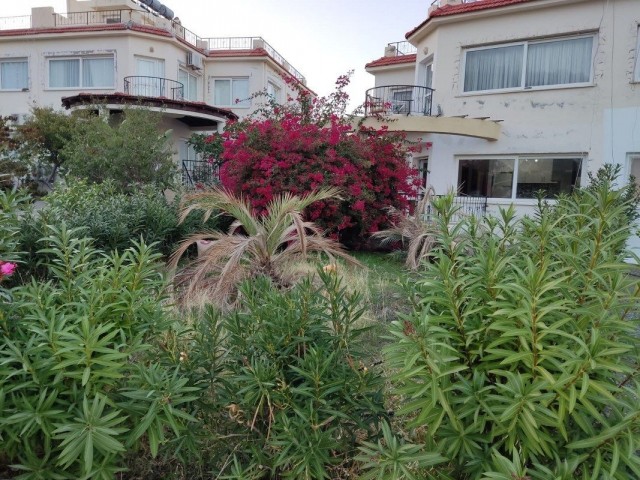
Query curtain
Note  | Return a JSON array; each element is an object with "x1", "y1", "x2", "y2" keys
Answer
[
  {"x1": 49, "y1": 59, "x2": 80, "y2": 88},
  {"x1": 464, "y1": 45, "x2": 523, "y2": 92},
  {"x1": 526, "y1": 37, "x2": 592, "y2": 87},
  {"x1": 232, "y1": 79, "x2": 250, "y2": 107},
  {"x1": 214, "y1": 79, "x2": 231, "y2": 105},
  {"x1": 83, "y1": 58, "x2": 114, "y2": 88},
  {"x1": 1, "y1": 60, "x2": 28, "y2": 90}
]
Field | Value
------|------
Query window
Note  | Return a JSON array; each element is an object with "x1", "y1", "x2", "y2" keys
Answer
[
  {"x1": 463, "y1": 35, "x2": 594, "y2": 93},
  {"x1": 458, "y1": 156, "x2": 582, "y2": 199},
  {"x1": 214, "y1": 78, "x2": 250, "y2": 107},
  {"x1": 630, "y1": 154, "x2": 640, "y2": 187},
  {"x1": 178, "y1": 69, "x2": 198, "y2": 101},
  {"x1": 267, "y1": 80, "x2": 281, "y2": 102},
  {"x1": 48, "y1": 56, "x2": 114, "y2": 89},
  {"x1": 0, "y1": 58, "x2": 28, "y2": 90}
]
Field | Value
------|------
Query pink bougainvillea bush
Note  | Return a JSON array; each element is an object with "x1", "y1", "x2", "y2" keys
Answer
[{"x1": 193, "y1": 74, "x2": 420, "y2": 249}]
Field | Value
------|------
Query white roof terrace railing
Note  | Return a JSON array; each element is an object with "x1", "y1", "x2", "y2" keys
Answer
[
  {"x1": 0, "y1": 12, "x2": 306, "y2": 86},
  {"x1": 203, "y1": 36, "x2": 306, "y2": 84},
  {"x1": 0, "y1": 15, "x2": 32, "y2": 30}
]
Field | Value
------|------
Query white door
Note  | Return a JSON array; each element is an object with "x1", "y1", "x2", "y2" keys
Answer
[{"x1": 134, "y1": 57, "x2": 165, "y2": 97}]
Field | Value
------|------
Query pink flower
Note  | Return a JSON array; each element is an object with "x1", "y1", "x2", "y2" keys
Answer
[{"x1": 0, "y1": 261, "x2": 17, "y2": 277}]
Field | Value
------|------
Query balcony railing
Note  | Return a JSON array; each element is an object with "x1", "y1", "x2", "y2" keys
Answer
[
  {"x1": 418, "y1": 195, "x2": 488, "y2": 223},
  {"x1": 0, "y1": 15, "x2": 31, "y2": 30},
  {"x1": 365, "y1": 85, "x2": 434, "y2": 116},
  {"x1": 386, "y1": 41, "x2": 417, "y2": 56},
  {"x1": 204, "y1": 36, "x2": 306, "y2": 84},
  {"x1": 430, "y1": 0, "x2": 481, "y2": 7},
  {"x1": 124, "y1": 76, "x2": 184, "y2": 100},
  {"x1": 53, "y1": 10, "x2": 123, "y2": 26},
  {"x1": 182, "y1": 159, "x2": 219, "y2": 188}
]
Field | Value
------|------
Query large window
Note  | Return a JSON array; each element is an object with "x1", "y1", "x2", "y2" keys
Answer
[
  {"x1": 458, "y1": 156, "x2": 582, "y2": 199},
  {"x1": 178, "y1": 69, "x2": 199, "y2": 101},
  {"x1": 48, "y1": 56, "x2": 114, "y2": 89},
  {"x1": 214, "y1": 78, "x2": 250, "y2": 107},
  {"x1": 463, "y1": 35, "x2": 594, "y2": 93},
  {"x1": 0, "y1": 58, "x2": 28, "y2": 90}
]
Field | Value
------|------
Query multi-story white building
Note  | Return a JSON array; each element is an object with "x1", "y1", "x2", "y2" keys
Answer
[
  {"x1": 363, "y1": 0, "x2": 640, "y2": 253},
  {"x1": 0, "y1": 0, "x2": 312, "y2": 186}
]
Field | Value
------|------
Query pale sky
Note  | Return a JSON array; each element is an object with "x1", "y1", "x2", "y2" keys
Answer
[{"x1": 2, "y1": 0, "x2": 430, "y2": 110}]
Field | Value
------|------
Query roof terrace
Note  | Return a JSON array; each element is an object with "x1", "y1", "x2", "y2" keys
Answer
[{"x1": 0, "y1": 4, "x2": 306, "y2": 85}]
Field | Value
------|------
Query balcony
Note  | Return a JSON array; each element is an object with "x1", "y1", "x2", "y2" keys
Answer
[
  {"x1": 365, "y1": 85, "x2": 434, "y2": 116},
  {"x1": 182, "y1": 159, "x2": 219, "y2": 188},
  {"x1": 124, "y1": 76, "x2": 184, "y2": 100}
]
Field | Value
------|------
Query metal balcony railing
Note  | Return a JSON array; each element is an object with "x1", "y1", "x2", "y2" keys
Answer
[
  {"x1": 418, "y1": 195, "x2": 488, "y2": 223},
  {"x1": 182, "y1": 159, "x2": 219, "y2": 188},
  {"x1": 0, "y1": 15, "x2": 31, "y2": 30},
  {"x1": 365, "y1": 85, "x2": 435, "y2": 116},
  {"x1": 386, "y1": 41, "x2": 417, "y2": 56},
  {"x1": 124, "y1": 76, "x2": 184, "y2": 100},
  {"x1": 204, "y1": 36, "x2": 306, "y2": 84},
  {"x1": 53, "y1": 10, "x2": 123, "y2": 26}
]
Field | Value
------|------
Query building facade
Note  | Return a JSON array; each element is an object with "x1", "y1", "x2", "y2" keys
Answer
[
  {"x1": 364, "y1": 0, "x2": 640, "y2": 254},
  {"x1": 0, "y1": 0, "x2": 311, "y2": 186}
]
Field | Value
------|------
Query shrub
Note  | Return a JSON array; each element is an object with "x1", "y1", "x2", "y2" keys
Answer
[
  {"x1": 63, "y1": 108, "x2": 176, "y2": 192},
  {"x1": 209, "y1": 271, "x2": 387, "y2": 478},
  {"x1": 384, "y1": 171, "x2": 640, "y2": 478},
  {"x1": 199, "y1": 74, "x2": 420, "y2": 249},
  {"x1": 16, "y1": 181, "x2": 220, "y2": 280},
  {"x1": 0, "y1": 225, "x2": 201, "y2": 479}
]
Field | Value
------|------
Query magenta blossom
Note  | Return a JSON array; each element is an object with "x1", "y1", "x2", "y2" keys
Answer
[{"x1": 0, "y1": 261, "x2": 17, "y2": 277}]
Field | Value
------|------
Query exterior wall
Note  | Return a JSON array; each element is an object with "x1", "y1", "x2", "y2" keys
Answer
[
  {"x1": 410, "y1": 0, "x2": 640, "y2": 196},
  {"x1": 374, "y1": 0, "x2": 640, "y2": 254},
  {"x1": 371, "y1": 65, "x2": 415, "y2": 87}
]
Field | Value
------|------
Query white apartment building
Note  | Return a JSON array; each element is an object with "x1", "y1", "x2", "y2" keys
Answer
[
  {"x1": 0, "y1": 0, "x2": 312, "y2": 186},
  {"x1": 363, "y1": 0, "x2": 640, "y2": 254}
]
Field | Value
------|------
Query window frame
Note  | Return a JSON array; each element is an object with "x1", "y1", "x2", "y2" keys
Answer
[
  {"x1": 634, "y1": 26, "x2": 640, "y2": 83},
  {"x1": 0, "y1": 57, "x2": 29, "y2": 91},
  {"x1": 178, "y1": 68, "x2": 199, "y2": 102},
  {"x1": 46, "y1": 55, "x2": 115, "y2": 90},
  {"x1": 457, "y1": 154, "x2": 584, "y2": 200},
  {"x1": 461, "y1": 33, "x2": 596, "y2": 95},
  {"x1": 267, "y1": 80, "x2": 281, "y2": 102},
  {"x1": 213, "y1": 77, "x2": 250, "y2": 108}
]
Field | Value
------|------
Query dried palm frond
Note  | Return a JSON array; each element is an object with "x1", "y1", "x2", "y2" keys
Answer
[
  {"x1": 170, "y1": 187, "x2": 360, "y2": 309},
  {"x1": 371, "y1": 186, "x2": 438, "y2": 270}
]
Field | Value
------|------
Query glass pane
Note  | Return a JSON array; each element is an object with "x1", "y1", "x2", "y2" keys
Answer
[
  {"x1": 83, "y1": 57, "x2": 114, "y2": 87},
  {"x1": 0, "y1": 61, "x2": 28, "y2": 90},
  {"x1": 49, "y1": 59, "x2": 80, "y2": 88},
  {"x1": 214, "y1": 79, "x2": 231, "y2": 105},
  {"x1": 526, "y1": 37, "x2": 592, "y2": 87},
  {"x1": 188, "y1": 75, "x2": 198, "y2": 101},
  {"x1": 458, "y1": 159, "x2": 515, "y2": 198},
  {"x1": 232, "y1": 79, "x2": 250, "y2": 107},
  {"x1": 516, "y1": 158, "x2": 582, "y2": 198},
  {"x1": 464, "y1": 45, "x2": 523, "y2": 92}
]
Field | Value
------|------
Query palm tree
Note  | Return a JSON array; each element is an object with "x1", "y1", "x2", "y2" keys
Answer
[
  {"x1": 371, "y1": 187, "x2": 438, "y2": 270},
  {"x1": 169, "y1": 187, "x2": 358, "y2": 308}
]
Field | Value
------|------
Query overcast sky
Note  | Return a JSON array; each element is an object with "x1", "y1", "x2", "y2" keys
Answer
[{"x1": 4, "y1": 0, "x2": 430, "y2": 110}]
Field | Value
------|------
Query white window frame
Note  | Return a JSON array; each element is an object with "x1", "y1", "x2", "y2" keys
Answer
[
  {"x1": 46, "y1": 55, "x2": 115, "y2": 90},
  {"x1": 213, "y1": 77, "x2": 250, "y2": 108},
  {"x1": 461, "y1": 34, "x2": 596, "y2": 95},
  {"x1": 634, "y1": 26, "x2": 640, "y2": 83},
  {"x1": 457, "y1": 154, "x2": 584, "y2": 200},
  {"x1": 178, "y1": 68, "x2": 199, "y2": 101},
  {"x1": 0, "y1": 57, "x2": 29, "y2": 91},
  {"x1": 267, "y1": 80, "x2": 281, "y2": 102}
]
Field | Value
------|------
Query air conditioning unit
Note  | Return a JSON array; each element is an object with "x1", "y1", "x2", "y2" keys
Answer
[{"x1": 186, "y1": 52, "x2": 203, "y2": 70}]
